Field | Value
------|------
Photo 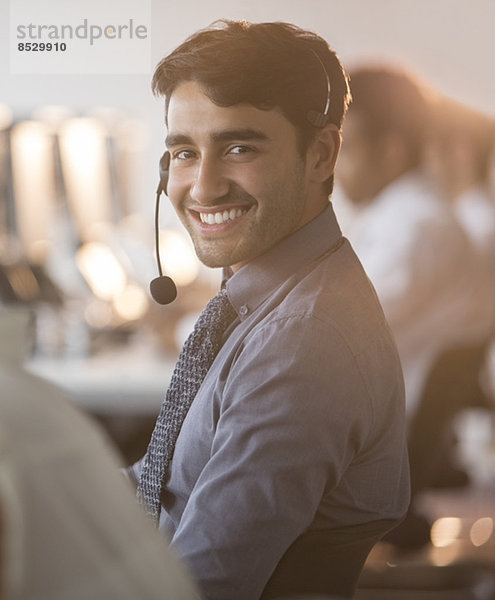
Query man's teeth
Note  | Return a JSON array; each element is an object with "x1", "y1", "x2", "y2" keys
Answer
[{"x1": 199, "y1": 208, "x2": 247, "y2": 225}]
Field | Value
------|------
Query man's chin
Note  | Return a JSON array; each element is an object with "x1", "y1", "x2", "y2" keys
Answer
[
  {"x1": 195, "y1": 244, "x2": 253, "y2": 271},
  {"x1": 194, "y1": 248, "x2": 236, "y2": 270}
]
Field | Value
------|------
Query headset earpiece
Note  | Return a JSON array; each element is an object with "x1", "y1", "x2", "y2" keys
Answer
[{"x1": 157, "y1": 151, "x2": 171, "y2": 196}]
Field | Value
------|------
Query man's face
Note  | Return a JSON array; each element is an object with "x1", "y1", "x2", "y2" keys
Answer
[{"x1": 165, "y1": 81, "x2": 317, "y2": 271}]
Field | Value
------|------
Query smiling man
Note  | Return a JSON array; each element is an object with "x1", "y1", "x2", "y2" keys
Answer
[
  {"x1": 130, "y1": 20, "x2": 409, "y2": 600},
  {"x1": 165, "y1": 84, "x2": 328, "y2": 271}
]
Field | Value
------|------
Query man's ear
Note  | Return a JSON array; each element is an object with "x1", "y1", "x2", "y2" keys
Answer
[{"x1": 308, "y1": 124, "x2": 342, "y2": 184}]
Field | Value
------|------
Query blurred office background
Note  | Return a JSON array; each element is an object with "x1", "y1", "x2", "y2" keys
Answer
[{"x1": 1, "y1": 1, "x2": 495, "y2": 597}]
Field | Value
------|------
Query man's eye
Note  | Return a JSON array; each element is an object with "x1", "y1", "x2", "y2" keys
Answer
[
  {"x1": 173, "y1": 150, "x2": 196, "y2": 160},
  {"x1": 228, "y1": 145, "x2": 253, "y2": 155}
]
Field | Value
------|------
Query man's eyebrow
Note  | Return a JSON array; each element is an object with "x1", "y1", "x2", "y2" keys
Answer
[
  {"x1": 165, "y1": 133, "x2": 193, "y2": 147},
  {"x1": 165, "y1": 128, "x2": 270, "y2": 148},
  {"x1": 211, "y1": 128, "x2": 270, "y2": 143}
]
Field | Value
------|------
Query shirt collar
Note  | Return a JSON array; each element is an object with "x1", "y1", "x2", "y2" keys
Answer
[{"x1": 224, "y1": 204, "x2": 342, "y2": 319}]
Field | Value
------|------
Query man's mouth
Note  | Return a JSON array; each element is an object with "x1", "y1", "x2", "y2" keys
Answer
[{"x1": 199, "y1": 208, "x2": 248, "y2": 225}]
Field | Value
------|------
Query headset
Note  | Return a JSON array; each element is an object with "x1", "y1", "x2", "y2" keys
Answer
[
  {"x1": 149, "y1": 48, "x2": 331, "y2": 305},
  {"x1": 306, "y1": 48, "x2": 332, "y2": 128}
]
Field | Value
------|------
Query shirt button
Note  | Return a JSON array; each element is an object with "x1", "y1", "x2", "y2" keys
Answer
[{"x1": 239, "y1": 305, "x2": 249, "y2": 317}]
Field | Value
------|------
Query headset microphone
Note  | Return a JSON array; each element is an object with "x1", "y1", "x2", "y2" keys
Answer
[{"x1": 150, "y1": 151, "x2": 178, "y2": 305}]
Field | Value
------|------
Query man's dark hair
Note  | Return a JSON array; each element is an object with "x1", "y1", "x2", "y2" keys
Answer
[
  {"x1": 152, "y1": 20, "x2": 351, "y2": 195},
  {"x1": 347, "y1": 65, "x2": 434, "y2": 168}
]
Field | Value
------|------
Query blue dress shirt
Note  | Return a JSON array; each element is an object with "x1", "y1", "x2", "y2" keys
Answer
[{"x1": 133, "y1": 204, "x2": 409, "y2": 600}]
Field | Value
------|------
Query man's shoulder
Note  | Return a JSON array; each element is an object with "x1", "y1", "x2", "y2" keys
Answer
[{"x1": 253, "y1": 239, "x2": 397, "y2": 359}]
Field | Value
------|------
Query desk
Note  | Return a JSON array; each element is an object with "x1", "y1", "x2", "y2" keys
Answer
[{"x1": 25, "y1": 344, "x2": 176, "y2": 416}]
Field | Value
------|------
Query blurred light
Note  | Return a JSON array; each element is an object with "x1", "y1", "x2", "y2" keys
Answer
[
  {"x1": 470, "y1": 517, "x2": 493, "y2": 547},
  {"x1": 158, "y1": 229, "x2": 199, "y2": 286},
  {"x1": 430, "y1": 517, "x2": 462, "y2": 548},
  {"x1": 429, "y1": 544, "x2": 462, "y2": 567},
  {"x1": 114, "y1": 118, "x2": 149, "y2": 215},
  {"x1": 29, "y1": 240, "x2": 53, "y2": 257},
  {"x1": 84, "y1": 299, "x2": 113, "y2": 329},
  {"x1": 58, "y1": 117, "x2": 112, "y2": 240},
  {"x1": 113, "y1": 283, "x2": 148, "y2": 322},
  {"x1": 60, "y1": 117, "x2": 106, "y2": 159},
  {"x1": 116, "y1": 117, "x2": 149, "y2": 151},
  {"x1": 76, "y1": 241, "x2": 126, "y2": 301},
  {"x1": 88, "y1": 106, "x2": 125, "y2": 133},
  {"x1": 0, "y1": 105, "x2": 13, "y2": 130},
  {"x1": 86, "y1": 220, "x2": 115, "y2": 242},
  {"x1": 10, "y1": 120, "x2": 56, "y2": 262},
  {"x1": 31, "y1": 105, "x2": 74, "y2": 133}
]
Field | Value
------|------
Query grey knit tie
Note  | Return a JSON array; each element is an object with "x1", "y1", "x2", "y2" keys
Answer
[{"x1": 137, "y1": 288, "x2": 237, "y2": 523}]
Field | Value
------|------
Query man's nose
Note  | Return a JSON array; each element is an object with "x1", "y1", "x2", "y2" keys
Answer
[{"x1": 190, "y1": 156, "x2": 230, "y2": 204}]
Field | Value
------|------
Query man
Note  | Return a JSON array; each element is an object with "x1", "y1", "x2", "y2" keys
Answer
[
  {"x1": 0, "y1": 306, "x2": 199, "y2": 600},
  {"x1": 131, "y1": 21, "x2": 409, "y2": 600},
  {"x1": 336, "y1": 66, "x2": 493, "y2": 548}
]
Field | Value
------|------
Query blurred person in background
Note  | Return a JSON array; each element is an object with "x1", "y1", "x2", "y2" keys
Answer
[
  {"x1": 0, "y1": 306, "x2": 200, "y2": 600},
  {"x1": 425, "y1": 98, "x2": 495, "y2": 277},
  {"x1": 412, "y1": 98, "x2": 495, "y2": 507},
  {"x1": 409, "y1": 97, "x2": 495, "y2": 498},
  {"x1": 336, "y1": 65, "x2": 494, "y2": 550},
  {"x1": 489, "y1": 130, "x2": 495, "y2": 200}
]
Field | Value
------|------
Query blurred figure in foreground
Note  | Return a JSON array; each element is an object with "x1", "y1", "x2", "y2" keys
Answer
[
  {"x1": 336, "y1": 65, "x2": 494, "y2": 550},
  {"x1": 0, "y1": 306, "x2": 200, "y2": 600}
]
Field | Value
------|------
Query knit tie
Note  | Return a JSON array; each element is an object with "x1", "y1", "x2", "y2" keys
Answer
[{"x1": 137, "y1": 288, "x2": 237, "y2": 523}]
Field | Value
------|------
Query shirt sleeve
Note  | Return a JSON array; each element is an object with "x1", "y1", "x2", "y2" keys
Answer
[{"x1": 170, "y1": 313, "x2": 374, "y2": 600}]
